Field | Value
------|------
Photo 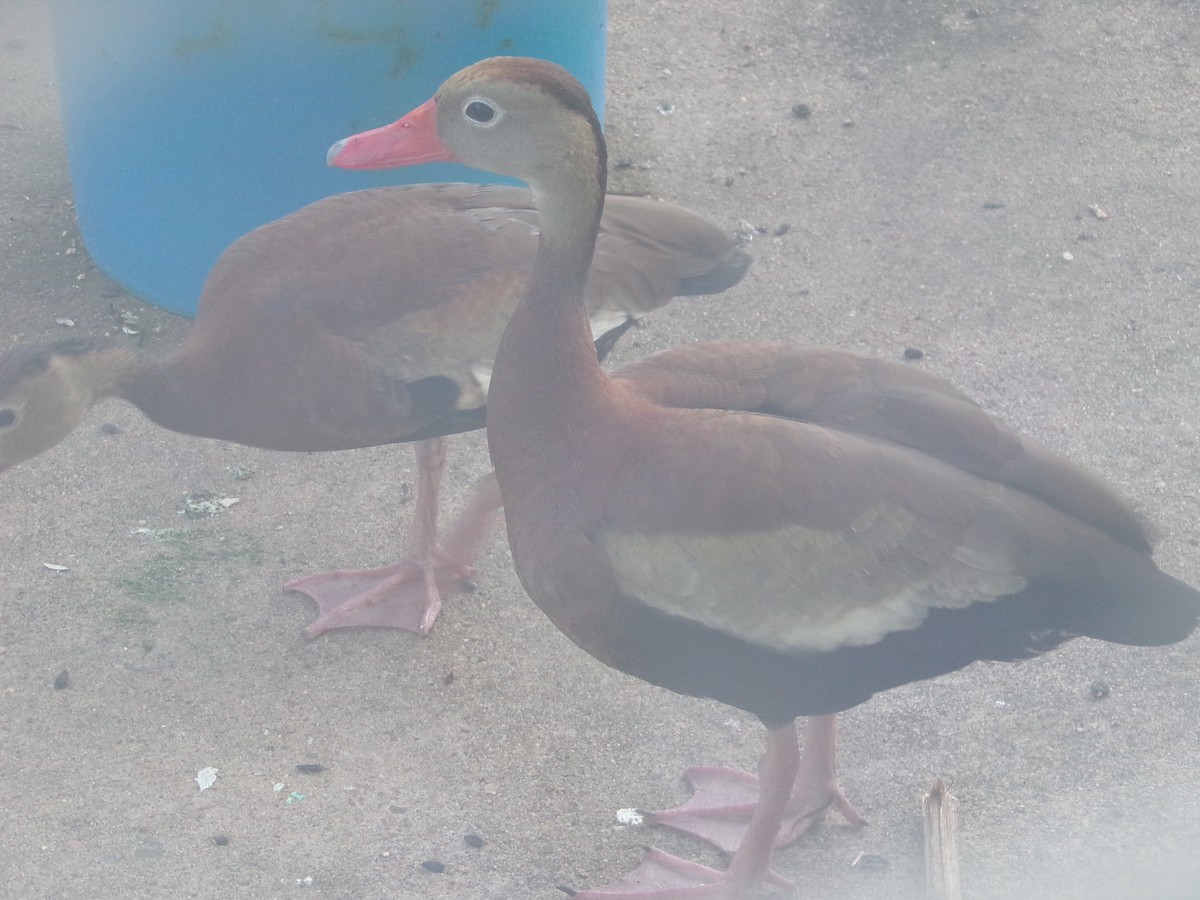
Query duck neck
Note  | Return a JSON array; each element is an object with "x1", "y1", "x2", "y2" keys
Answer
[
  {"x1": 121, "y1": 353, "x2": 210, "y2": 436},
  {"x1": 45, "y1": 339, "x2": 146, "y2": 406},
  {"x1": 488, "y1": 155, "x2": 612, "y2": 455},
  {"x1": 65, "y1": 341, "x2": 207, "y2": 436}
]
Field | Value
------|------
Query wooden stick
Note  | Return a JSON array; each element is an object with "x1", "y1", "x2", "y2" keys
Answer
[{"x1": 923, "y1": 779, "x2": 962, "y2": 900}]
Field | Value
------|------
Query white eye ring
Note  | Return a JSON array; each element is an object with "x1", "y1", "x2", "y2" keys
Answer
[{"x1": 463, "y1": 97, "x2": 503, "y2": 127}]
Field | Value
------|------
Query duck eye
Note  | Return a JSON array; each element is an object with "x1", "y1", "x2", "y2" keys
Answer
[
  {"x1": 464, "y1": 99, "x2": 498, "y2": 125},
  {"x1": 0, "y1": 409, "x2": 15, "y2": 428}
]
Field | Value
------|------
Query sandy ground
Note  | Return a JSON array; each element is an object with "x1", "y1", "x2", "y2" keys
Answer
[{"x1": 2, "y1": 1, "x2": 1199, "y2": 898}]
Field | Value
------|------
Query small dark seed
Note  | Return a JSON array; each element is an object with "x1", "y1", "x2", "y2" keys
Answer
[
  {"x1": 420, "y1": 860, "x2": 446, "y2": 873},
  {"x1": 211, "y1": 834, "x2": 230, "y2": 846},
  {"x1": 903, "y1": 347, "x2": 925, "y2": 360},
  {"x1": 982, "y1": 201, "x2": 1005, "y2": 210},
  {"x1": 53, "y1": 669, "x2": 70, "y2": 690},
  {"x1": 443, "y1": 671, "x2": 456, "y2": 686},
  {"x1": 295, "y1": 763, "x2": 325, "y2": 774},
  {"x1": 790, "y1": 103, "x2": 812, "y2": 119},
  {"x1": 100, "y1": 423, "x2": 121, "y2": 435},
  {"x1": 464, "y1": 833, "x2": 485, "y2": 848},
  {"x1": 1090, "y1": 681, "x2": 1110, "y2": 699},
  {"x1": 774, "y1": 223, "x2": 792, "y2": 237},
  {"x1": 614, "y1": 157, "x2": 635, "y2": 170}
]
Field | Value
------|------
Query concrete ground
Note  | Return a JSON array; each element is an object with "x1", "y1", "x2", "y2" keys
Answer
[{"x1": 1, "y1": 0, "x2": 1198, "y2": 897}]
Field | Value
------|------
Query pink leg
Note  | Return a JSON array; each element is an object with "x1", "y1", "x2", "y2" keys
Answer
[
  {"x1": 648, "y1": 715, "x2": 866, "y2": 854},
  {"x1": 288, "y1": 439, "x2": 502, "y2": 637},
  {"x1": 567, "y1": 723, "x2": 801, "y2": 899},
  {"x1": 405, "y1": 435, "x2": 455, "y2": 612}
]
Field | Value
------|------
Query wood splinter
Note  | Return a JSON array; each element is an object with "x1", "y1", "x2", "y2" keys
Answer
[{"x1": 923, "y1": 778, "x2": 962, "y2": 900}]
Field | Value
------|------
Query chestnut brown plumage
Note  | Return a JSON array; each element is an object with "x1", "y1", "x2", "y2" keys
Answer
[
  {"x1": 330, "y1": 56, "x2": 1199, "y2": 898},
  {"x1": 0, "y1": 183, "x2": 749, "y2": 637}
]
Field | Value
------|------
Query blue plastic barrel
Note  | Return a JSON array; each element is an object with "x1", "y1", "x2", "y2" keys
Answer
[{"x1": 49, "y1": 1, "x2": 607, "y2": 317}]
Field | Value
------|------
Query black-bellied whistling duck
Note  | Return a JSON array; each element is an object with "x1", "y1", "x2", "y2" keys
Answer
[
  {"x1": 328, "y1": 57, "x2": 1200, "y2": 897},
  {"x1": 0, "y1": 183, "x2": 749, "y2": 638}
]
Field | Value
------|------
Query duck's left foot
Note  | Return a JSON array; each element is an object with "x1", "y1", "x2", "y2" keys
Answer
[
  {"x1": 563, "y1": 847, "x2": 793, "y2": 899},
  {"x1": 288, "y1": 558, "x2": 476, "y2": 638},
  {"x1": 648, "y1": 715, "x2": 866, "y2": 854},
  {"x1": 647, "y1": 764, "x2": 866, "y2": 854}
]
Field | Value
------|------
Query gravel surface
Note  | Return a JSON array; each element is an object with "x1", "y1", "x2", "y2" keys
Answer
[{"x1": 2, "y1": 1, "x2": 1198, "y2": 898}]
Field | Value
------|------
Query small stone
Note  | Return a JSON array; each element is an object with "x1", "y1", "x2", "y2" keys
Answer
[
  {"x1": 212, "y1": 834, "x2": 230, "y2": 846},
  {"x1": 420, "y1": 860, "x2": 446, "y2": 873},
  {"x1": 464, "y1": 833, "x2": 485, "y2": 848},
  {"x1": 851, "y1": 852, "x2": 889, "y2": 870},
  {"x1": 53, "y1": 669, "x2": 70, "y2": 690},
  {"x1": 616, "y1": 808, "x2": 645, "y2": 826},
  {"x1": 903, "y1": 347, "x2": 925, "y2": 360},
  {"x1": 180, "y1": 490, "x2": 236, "y2": 518},
  {"x1": 1090, "y1": 681, "x2": 1110, "y2": 699},
  {"x1": 790, "y1": 103, "x2": 812, "y2": 119}
]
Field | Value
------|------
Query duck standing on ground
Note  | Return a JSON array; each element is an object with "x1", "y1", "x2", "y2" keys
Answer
[
  {"x1": 0, "y1": 183, "x2": 748, "y2": 638},
  {"x1": 328, "y1": 56, "x2": 1199, "y2": 898}
]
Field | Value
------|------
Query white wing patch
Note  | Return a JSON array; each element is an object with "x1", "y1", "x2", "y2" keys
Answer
[
  {"x1": 469, "y1": 363, "x2": 492, "y2": 398},
  {"x1": 465, "y1": 315, "x2": 627, "y2": 403},
  {"x1": 593, "y1": 504, "x2": 1028, "y2": 653},
  {"x1": 589, "y1": 312, "x2": 632, "y2": 342}
]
